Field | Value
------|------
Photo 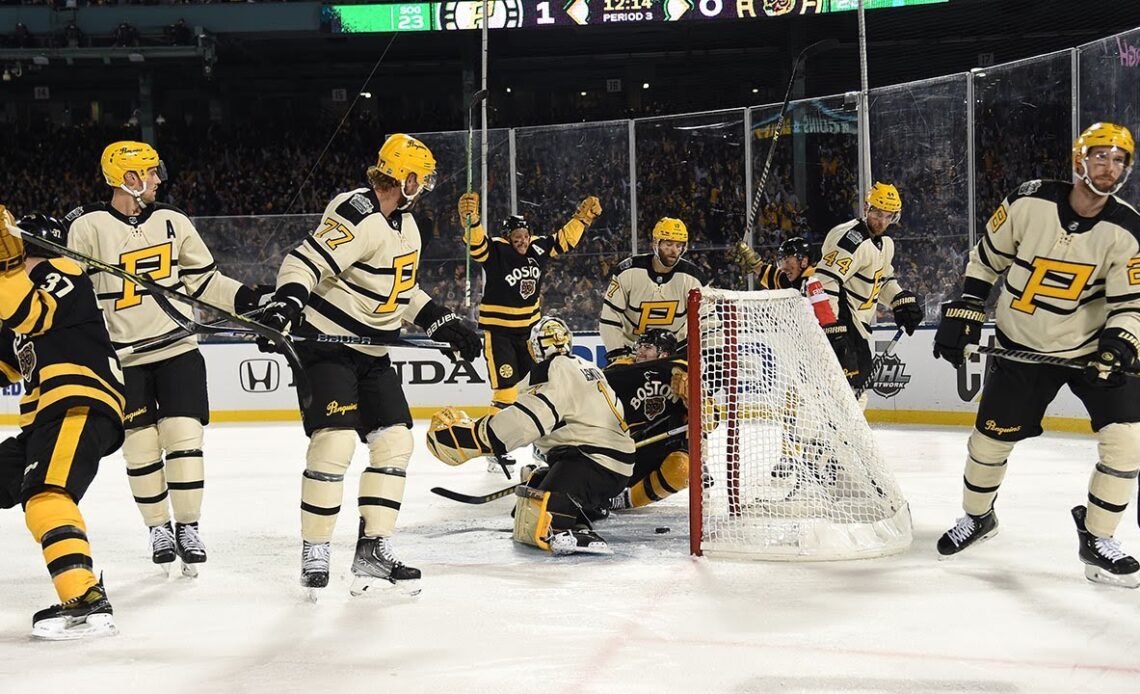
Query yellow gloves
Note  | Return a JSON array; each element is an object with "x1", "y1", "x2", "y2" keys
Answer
[{"x1": 573, "y1": 196, "x2": 602, "y2": 226}]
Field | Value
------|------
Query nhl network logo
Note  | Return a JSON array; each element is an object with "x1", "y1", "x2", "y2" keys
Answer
[
  {"x1": 239, "y1": 359, "x2": 280, "y2": 393},
  {"x1": 870, "y1": 352, "x2": 911, "y2": 399}
]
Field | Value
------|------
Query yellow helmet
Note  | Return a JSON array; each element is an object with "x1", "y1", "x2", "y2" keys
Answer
[
  {"x1": 528, "y1": 316, "x2": 573, "y2": 362},
  {"x1": 865, "y1": 182, "x2": 902, "y2": 214},
  {"x1": 1073, "y1": 122, "x2": 1134, "y2": 195},
  {"x1": 101, "y1": 141, "x2": 165, "y2": 188},
  {"x1": 375, "y1": 133, "x2": 437, "y2": 193},
  {"x1": 652, "y1": 217, "x2": 688, "y2": 243}
]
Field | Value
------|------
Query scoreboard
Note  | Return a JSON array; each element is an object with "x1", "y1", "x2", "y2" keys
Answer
[{"x1": 322, "y1": 0, "x2": 949, "y2": 33}]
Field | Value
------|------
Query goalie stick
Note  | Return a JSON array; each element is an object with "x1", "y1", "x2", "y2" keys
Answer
[
  {"x1": 430, "y1": 425, "x2": 688, "y2": 504},
  {"x1": 740, "y1": 38, "x2": 840, "y2": 254},
  {"x1": 12, "y1": 228, "x2": 314, "y2": 407}
]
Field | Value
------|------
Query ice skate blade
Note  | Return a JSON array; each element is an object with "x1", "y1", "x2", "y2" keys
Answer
[
  {"x1": 1083, "y1": 564, "x2": 1140, "y2": 588},
  {"x1": 180, "y1": 561, "x2": 199, "y2": 578},
  {"x1": 305, "y1": 588, "x2": 323, "y2": 603},
  {"x1": 32, "y1": 613, "x2": 117, "y2": 641},
  {"x1": 549, "y1": 540, "x2": 614, "y2": 556},
  {"x1": 937, "y1": 527, "x2": 998, "y2": 561},
  {"x1": 349, "y1": 574, "x2": 421, "y2": 598}
]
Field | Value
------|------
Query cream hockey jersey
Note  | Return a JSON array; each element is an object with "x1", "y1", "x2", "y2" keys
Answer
[
  {"x1": 599, "y1": 254, "x2": 706, "y2": 355},
  {"x1": 275, "y1": 188, "x2": 434, "y2": 357},
  {"x1": 65, "y1": 203, "x2": 244, "y2": 367},
  {"x1": 815, "y1": 219, "x2": 904, "y2": 339},
  {"x1": 964, "y1": 179, "x2": 1140, "y2": 358},
  {"x1": 486, "y1": 354, "x2": 636, "y2": 478}
]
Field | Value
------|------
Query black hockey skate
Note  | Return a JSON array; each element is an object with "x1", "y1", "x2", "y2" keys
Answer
[
  {"x1": 32, "y1": 580, "x2": 117, "y2": 641},
  {"x1": 349, "y1": 520, "x2": 421, "y2": 597},
  {"x1": 936, "y1": 510, "x2": 998, "y2": 557},
  {"x1": 548, "y1": 527, "x2": 613, "y2": 556},
  {"x1": 174, "y1": 522, "x2": 207, "y2": 577},
  {"x1": 149, "y1": 521, "x2": 176, "y2": 571},
  {"x1": 1072, "y1": 505, "x2": 1140, "y2": 589}
]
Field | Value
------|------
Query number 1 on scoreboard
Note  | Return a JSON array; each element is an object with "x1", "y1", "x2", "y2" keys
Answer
[{"x1": 536, "y1": 1, "x2": 554, "y2": 24}]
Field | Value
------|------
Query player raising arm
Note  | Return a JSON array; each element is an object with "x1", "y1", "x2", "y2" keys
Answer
[
  {"x1": 932, "y1": 122, "x2": 1140, "y2": 588},
  {"x1": 0, "y1": 211, "x2": 125, "y2": 639},
  {"x1": 426, "y1": 316, "x2": 635, "y2": 555}
]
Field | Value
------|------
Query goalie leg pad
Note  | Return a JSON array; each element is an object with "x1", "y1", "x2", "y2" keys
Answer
[
  {"x1": 123, "y1": 425, "x2": 169, "y2": 527},
  {"x1": 359, "y1": 425, "x2": 413, "y2": 538},
  {"x1": 157, "y1": 417, "x2": 204, "y2": 524},
  {"x1": 962, "y1": 430, "x2": 1015, "y2": 517},
  {"x1": 1086, "y1": 422, "x2": 1140, "y2": 538},
  {"x1": 301, "y1": 428, "x2": 356, "y2": 543},
  {"x1": 426, "y1": 408, "x2": 492, "y2": 466},
  {"x1": 26, "y1": 490, "x2": 97, "y2": 603},
  {"x1": 629, "y1": 451, "x2": 689, "y2": 508},
  {"x1": 513, "y1": 486, "x2": 553, "y2": 551}
]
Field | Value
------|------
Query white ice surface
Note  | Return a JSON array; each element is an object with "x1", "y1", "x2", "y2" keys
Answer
[{"x1": 1, "y1": 423, "x2": 1138, "y2": 693}]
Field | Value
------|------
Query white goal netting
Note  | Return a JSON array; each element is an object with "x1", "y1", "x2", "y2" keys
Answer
[{"x1": 688, "y1": 287, "x2": 912, "y2": 560}]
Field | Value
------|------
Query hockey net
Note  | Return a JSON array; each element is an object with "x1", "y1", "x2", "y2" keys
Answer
[{"x1": 687, "y1": 287, "x2": 912, "y2": 560}]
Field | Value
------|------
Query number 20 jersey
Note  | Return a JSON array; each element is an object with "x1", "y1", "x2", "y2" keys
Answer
[
  {"x1": 965, "y1": 179, "x2": 1140, "y2": 358},
  {"x1": 66, "y1": 203, "x2": 244, "y2": 367}
]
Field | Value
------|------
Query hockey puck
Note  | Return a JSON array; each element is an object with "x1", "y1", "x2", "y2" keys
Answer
[{"x1": 654, "y1": 527, "x2": 671, "y2": 534}]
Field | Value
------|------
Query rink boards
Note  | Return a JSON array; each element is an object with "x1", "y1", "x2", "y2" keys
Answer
[{"x1": 0, "y1": 325, "x2": 1091, "y2": 431}]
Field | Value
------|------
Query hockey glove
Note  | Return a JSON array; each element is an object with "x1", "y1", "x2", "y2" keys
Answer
[
  {"x1": 605, "y1": 347, "x2": 634, "y2": 367},
  {"x1": 727, "y1": 241, "x2": 763, "y2": 274},
  {"x1": 670, "y1": 366, "x2": 689, "y2": 408},
  {"x1": 890, "y1": 290, "x2": 923, "y2": 336},
  {"x1": 573, "y1": 196, "x2": 602, "y2": 226},
  {"x1": 428, "y1": 313, "x2": 481, "y2": 363},
  {"x1": 822, "y1": 323, "x2": 858, "y2": 375},
  {"x1": 1083, "y1": 328, "x2": 1140, "y2": 388},
  {"x1": 458, "y1": 192, "x2": 480, "y2": 227},
  {"x1": 426, "y1": 407, "x2": 492, "y2": 466},
  {"x1": 234, "y1": 284, "x2": 276, "y2": 316},
  {"x1": 0, "y1": 205, "x2": 25, "y2": 273},
  {"x1": 932, "y1": 298, "x2": 985, "y2": 368},
  {"x1": 256, "y1": 284, "x2": 307, "y2": 354}
]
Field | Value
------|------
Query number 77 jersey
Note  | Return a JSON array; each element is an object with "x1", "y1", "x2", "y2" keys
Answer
[{"x1": 965, "y1": 179, "x2": 1140, "y2": 358}]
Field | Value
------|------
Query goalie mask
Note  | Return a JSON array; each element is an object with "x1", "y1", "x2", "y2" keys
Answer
[
  {"x1": 528, "y1": 316, "x2": 573, "y2": 363},
  {"x1": 101, "y1": 141, "x2": 167, "y2": 209},
  {"x1": 376, "y1": 133, "x2": 438, "y2": 208},
  {"x1": 16, "y1": 214, "x2": 68, "y2": 259},
  {"x1": 636, "y1": 329, "x2": 679, "y2": 361},
  {"x1": 1073, "y1": 122, "x2": 1134, "y2": 196}
]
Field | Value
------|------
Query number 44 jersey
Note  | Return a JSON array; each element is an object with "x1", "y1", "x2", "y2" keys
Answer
[
  {"x1": 65, "y1": 203, "x2": 245, "y2": 367},
  {"x1": 965, "y1": 179, "x2": 1140, "y2": 359}
]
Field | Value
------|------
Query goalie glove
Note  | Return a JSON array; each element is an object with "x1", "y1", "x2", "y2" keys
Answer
[
  {"x1": 932, "y1": 298, "x2": 985, "y2": 368},
  {"x1": 727, "y1": 241, "x2": 762, "y2": 274},
  {"x1": 670, "y1": 365, "x2": 689, "y2": 408},
  {"x1": 890, "y1": 290, "x2": 923, "y2": 336},
  {"x1": 573, "y1": 196, "x2": 602, "y2": 226},
  {"x1": 426, "y1": 407, "x2": 492, "y2": 466},
  {"x1": 0, "y1": 205, "x2": 25, "y2": 273}
]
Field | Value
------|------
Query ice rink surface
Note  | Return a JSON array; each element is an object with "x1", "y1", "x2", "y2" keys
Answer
[{"x1": 1, "y1": 422, "x2": 1138, "y2": 694}]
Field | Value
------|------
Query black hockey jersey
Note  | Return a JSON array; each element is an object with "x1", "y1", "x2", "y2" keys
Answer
[
  {"x1": 604, "y1": 357, "x2": 688, "y2": 444},
  {"x1": 467, "y1": 217, "x2": 585, "y2": 334},
  {"x1": 0, "y1": 258, "x2": 126, "y2": 434}
]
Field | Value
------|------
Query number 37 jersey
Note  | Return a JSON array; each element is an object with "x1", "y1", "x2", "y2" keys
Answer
[{"x1": 965, "y1": 179, "x2": 1140, "y2": 358}]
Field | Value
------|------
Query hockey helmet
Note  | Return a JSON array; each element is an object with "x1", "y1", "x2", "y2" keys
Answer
[
  {"x1": 636, "y1": 329, "x2": 679, "y2": 358},
  {"x1": 528, "y1": 316, "x2": 573, "y2": 363},
  {"x1": 375, "y1": 133, "x2": 438, "y2": 196},
  {"x1": 17, "y1": 214, "x2": 68, "y2": 259},
  {"x1": 778, "y1": 236, "x2": 814, "y2": 263},
  {"x1": 865, "y1": 182, "x2": 902, "y2": 215},
  {"x1": 501, "y1": 214, "x2": 530, "y2": 236},
  {"x1": 101, "y1": 141, "x2": 166, "y2": 189},
  {"x1": 652, "y1": 217, "x2": 688, "y2": 243},
  {"x1": 1073, "y1": 122, "x2": 1134, "y2": 196}
]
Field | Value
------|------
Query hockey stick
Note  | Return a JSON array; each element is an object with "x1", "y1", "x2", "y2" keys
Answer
[
  {"x1": 430, "y1": 425, "x2": 689, "y2": 504},
  {"x1": 13, "y1": 230, "x2": 314, "y2": 407},
  {"x1": 464, "y1": 88, "x2": 489, "y2": 310},
  {"x1": 965, "y1": 343, "x2": 1140, "y2": 377},
  {"x1": 853, "y1": 327, "x2": 905, "y2": 399},
  {"x1": 738, "y1": 38, "x2": 840, "y2": 255}
]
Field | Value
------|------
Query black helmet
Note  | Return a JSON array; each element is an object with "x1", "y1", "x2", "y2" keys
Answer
[
  {"x1": 636, "y1": 329, "x2": 679, "y2": 357},
  {"x1": 778, "y1": 236, "x2": 814, "y2": 264},
  {"x1": 18, "y1": 214, "x2": 68, "y2": 259},
  {"x1": 501, "y1": 214, "x2": 529, "y2": 236}
]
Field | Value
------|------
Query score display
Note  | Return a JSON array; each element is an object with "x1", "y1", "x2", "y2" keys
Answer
[{"x1": 322, "y1": 0, "x2": 950, "y2": 33}]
